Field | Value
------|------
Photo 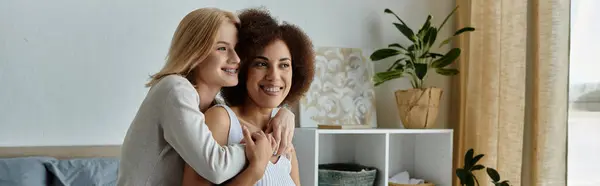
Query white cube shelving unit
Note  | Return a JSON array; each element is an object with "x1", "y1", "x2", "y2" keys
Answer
[{"x1": 292, "y1": 128, "x2": 453, "y2": 186}]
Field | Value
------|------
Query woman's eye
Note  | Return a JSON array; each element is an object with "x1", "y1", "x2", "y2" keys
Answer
[
  {"x1": 217, "y1": 47, "x2": 227, "y2": 51},
  {"x1": 280, "y1": 63, "x2": 290, "y2": 68},
  {"x1": 256, "y1": 62, "x2": 267, "y2": 67}
]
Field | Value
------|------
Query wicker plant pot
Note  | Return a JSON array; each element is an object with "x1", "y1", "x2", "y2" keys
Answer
[
  {"x1": 318, "y1": 163, "x2": 378, "y2": 186},
  {"x1": 394, "y1": 87, "x2": 443, "y2": 129}
]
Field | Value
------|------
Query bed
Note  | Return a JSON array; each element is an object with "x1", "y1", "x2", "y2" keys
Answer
[{"x1": 0, "y1": 145, "x2": 121, "y2": 186}]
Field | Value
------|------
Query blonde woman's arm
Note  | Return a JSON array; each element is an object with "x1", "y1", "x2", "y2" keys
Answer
[
  {"x1": 159, "y1": 77, "x2": 246, "y2": 184},
  {"x1": 182, "y1": 107, "x2": 270, "y2": 186},
  {"x1": 265, "y1": 107, "x2": 296, "y2": 156}
]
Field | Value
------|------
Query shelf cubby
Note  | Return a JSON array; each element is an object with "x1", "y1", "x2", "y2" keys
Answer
[{"x1": 293, "y1": 128, "x2": 453, "y2": 186}]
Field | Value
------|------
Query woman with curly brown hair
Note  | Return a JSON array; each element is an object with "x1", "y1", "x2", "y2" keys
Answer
[{"x1": 181, "y1": 8, "x2": 315, "y2": 186}]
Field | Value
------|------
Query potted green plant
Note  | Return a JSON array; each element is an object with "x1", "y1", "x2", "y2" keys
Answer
[
  {"x1": 456, "y1": 148, "x2": 511, "y2": 186},
  {"x1": 370, "y1": 7, "x2": 474, "y2": 129}
]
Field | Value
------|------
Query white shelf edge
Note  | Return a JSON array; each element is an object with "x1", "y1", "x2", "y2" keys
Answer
[
  {"x1": 384, "y1": 133, "x2": 390, "y2": 186},
  {"x1": 314, "y1": 132, "x2": 319, "y2": 186},
  {"x1": 296, "y1": 127, "x2": 453, "y2": 134}
]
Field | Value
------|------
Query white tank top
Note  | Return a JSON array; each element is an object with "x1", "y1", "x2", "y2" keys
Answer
[{"x1": 215, "y1": 104, "x2": 296, "y2": 186}]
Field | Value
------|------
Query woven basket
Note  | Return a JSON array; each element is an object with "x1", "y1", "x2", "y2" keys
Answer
[
  {"x1": 318, "y1": 163, "x2": 378, "y2": 186},
  {"x1": 388, "y1": 181, "x2": 435, "y2": 186}
]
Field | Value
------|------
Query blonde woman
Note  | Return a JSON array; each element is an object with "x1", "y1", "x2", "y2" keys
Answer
[{"x1": 116, "y1": 8, "x2": 296, "y2": 186}]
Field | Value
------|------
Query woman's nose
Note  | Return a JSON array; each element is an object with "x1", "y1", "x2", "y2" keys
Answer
[
  {"x1": 229, "y1": 50, "x2": 240, "y2": 64},
  {"x1": 265, "y1": 66, "x2": 279, "y2": 80}
]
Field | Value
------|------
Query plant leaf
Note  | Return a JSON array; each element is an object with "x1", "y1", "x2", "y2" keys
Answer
[
  {"x1": 394, "y1": 64, "x2": 405, "y2": 70},
  {"x1": 439, "y1": 6, "x2": 458, "y2": 32},
  {"x1": 407, "y1": 44, "x2": 417, "y2": 52},
  {"x1": 431, "y1": 48, "x2": 461, "y2": 68},
  {"x1": 466, "y1": 173, "x2": 475, "y2": 186},
  {"x1": 384, "y1": 8, "x2": 408, "y2": 26},
  {"x1": 405, "y1": 61, "x2": 414, "y2": 69},
  {"x1": 421, "y1": 52, "x2": 444, "y2": 59},
  {"x1": 438, "y1": 37, "x2": 454, "y2": 48},
  {"x1": 464, "y1": 149, "x2": 474, "y2": 169},
  {"x1": 387, "y1": 59, "x2": 406, "y2": 71},
  {"x1": 455, "y1": 169, "x2": 469, "y2": 185},
  {"x1": 438, "y1": 27, "x2": 475, "y2": 47},
  {"x1": 393, "y1": 23, "x2": 416, "y2": 42},
  {"x1": 388, "y1": 43, "x2": 407, "y2": 51},
  {"x1": 454, "y1": 27, "x2": 475, "y2": 36},
  {"x1": 417, "y1": 15, "x2": 432, "y2": 38},
  {"x1": 486, "y1": 168, "x2": 501, "y2": 182},
  {"x1": 472, "y1": 154, "x2": 484, "y2": 165},
  {"x1": 421, "y1": 28, "x2": 430, "y2": 48},
  {"x1": 370, "y1": 49, "x2": 400, "y2": 61},
  {"x1": 406, "y1": 53, "x2": 417, "y2": 67},
  {"x1": 471, "y1": 164, "x2": 485, "y2": 171},
  {"x1": 427, "y1": 27, "x2": 438, "y2": 48},
  {"x1": 436, "y1": 68, "x2": 459, "y2": 76},
  {"x1": 414, "y1": 63, "x2": 428, "y2": 80},
  {"x1": 500, "y1": 181, "x2": 510, "y2": 186},
  {"x1": 373, "y1": 70, "x2": 403, "y2": 86}
]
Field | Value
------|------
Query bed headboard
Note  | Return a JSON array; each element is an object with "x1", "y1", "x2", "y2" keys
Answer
[{"x1": 0, "y1": 145, "x2": 121, "y2": 159}]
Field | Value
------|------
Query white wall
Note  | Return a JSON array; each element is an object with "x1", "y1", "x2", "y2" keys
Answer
[{"x1": 0, "y1": 0, "x2": 454, "y2": 146}]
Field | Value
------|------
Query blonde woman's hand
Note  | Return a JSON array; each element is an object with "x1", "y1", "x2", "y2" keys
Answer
[
  {"x1": 265, "y1": 107, "x2": 295, "y2": 156},
  {"x1": 240, "y1": 132, "x2": 277, "y2": 152},
  {"x1": 242, "y1": 126, "x2": 274, "y2": 174},
  {"x1": 265, "y1": 133, "x2": 278, "y2": 153}
]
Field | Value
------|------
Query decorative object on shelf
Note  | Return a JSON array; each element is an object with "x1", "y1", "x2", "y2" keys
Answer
[
  {"x1": 370, "y1": 6, "x2": 475, "y2": 129},
  {"x1": 299, "y1": 47, "x2": 377, "y2": 129},
  {"x1": 388, "y1": 170, "x2": 433, "y2": 186},
  {"x1": 318, "y1": 163, "x2": 378, "y2": 186},
  {"x1": 456, "y1": 148, "x2": 511, "y2": 186}
]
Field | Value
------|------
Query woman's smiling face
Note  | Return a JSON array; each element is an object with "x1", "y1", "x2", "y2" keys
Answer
[{"x1": 245, "y1": 39, "x2": 293, "y2": 108}]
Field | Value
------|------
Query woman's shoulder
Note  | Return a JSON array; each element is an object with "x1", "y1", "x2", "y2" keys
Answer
[
  {"x1": 204, "y1": 105, "x2": 235, "y2": 145},
  {"x1": 206, "y1": 104, "x2": 229, "y2": 114},
  {"x1": 152, "y1": 74, "x2": 194, "y2": 93},
  {"x1": 206, "y1": 105, "x2": 241, "y2": 124},
  {"x1": 204, "y1": 105, "x2": 233, "y2": 125},
  {"x1": 144, "y1": 74, "x2": 199, "y2": 106}
]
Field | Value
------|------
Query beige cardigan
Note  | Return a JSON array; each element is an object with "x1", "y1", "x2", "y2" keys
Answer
[{"x1": 117, "y1": 75, "x2": 246, "y2": 186}]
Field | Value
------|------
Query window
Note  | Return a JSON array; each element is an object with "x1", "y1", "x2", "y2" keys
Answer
[{"x1": 568, "y1": 0, "x2": 600, "y2": 185}]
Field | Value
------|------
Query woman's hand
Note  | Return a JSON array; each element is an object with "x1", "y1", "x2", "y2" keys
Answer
[
  {"x1": 242, "y1": 126, "x2": 274, "y2": 178},
  {"x1": 265, "y1": 107, "x2": 295, "y2": 156}
]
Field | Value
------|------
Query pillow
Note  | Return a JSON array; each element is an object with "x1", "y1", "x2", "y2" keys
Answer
[
  {"x1": 45, "y1": 158, "x2": 119, "y2": 186},
  {"x1": 0, "y1": 157, "x2": 56, "y2": 186}
]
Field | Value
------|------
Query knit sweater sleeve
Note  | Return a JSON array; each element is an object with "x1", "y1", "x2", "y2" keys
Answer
[{"x1": 159, "y1": 78, "x2": 246, "y2": 184}]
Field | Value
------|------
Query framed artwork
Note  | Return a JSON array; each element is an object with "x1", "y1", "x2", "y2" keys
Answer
[{"x1": 299, "y1": 47, "x2": 377, "y2": 128}]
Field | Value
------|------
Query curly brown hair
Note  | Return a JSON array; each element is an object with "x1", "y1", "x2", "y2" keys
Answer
[{"x1": 221, "y1": 8, "x2": 315, "y2": 107}]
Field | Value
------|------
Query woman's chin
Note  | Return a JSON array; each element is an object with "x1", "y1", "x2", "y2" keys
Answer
[
  {"x1": 221, "y1": 80, "x2": 238, "y2": 87},
  {"x1": 255, "y1": 100, "x2": 283, "y2": 109}
]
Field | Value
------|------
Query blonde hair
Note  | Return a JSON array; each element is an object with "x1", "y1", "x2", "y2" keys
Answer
[{"x1": 146, "y1": 8, "x2": 240, "y2": 87}]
